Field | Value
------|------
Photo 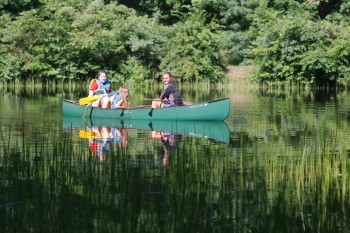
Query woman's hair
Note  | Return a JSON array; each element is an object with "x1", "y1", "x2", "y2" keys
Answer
[
  {"x1": 98, "y1": 70, "x2": 107, "y2": 77},
  {"x1": 118, "y1": 86, "x2": 129, "y2": 107},
  {"x1": 163, "y1": 71, "x2": 173, "y2": 79}
]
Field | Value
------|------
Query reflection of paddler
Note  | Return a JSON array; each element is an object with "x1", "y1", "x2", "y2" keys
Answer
[
  {"x1": 88, "y1": 127, "x2": 114, "y2": 160},
  {"x1": 80, "y1": 126, "x2": 129, "y2": 160},
  {"x1": 113, "y1": 128, "x2": 129, "y2": 148},
  {"x1": 151, "y1": 131, "x2": 182, "y2": 165}
]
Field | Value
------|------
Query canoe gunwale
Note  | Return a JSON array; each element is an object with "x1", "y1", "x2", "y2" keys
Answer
[{"x1": 63, "y1": 97, "x2": 229, "y2": 110}]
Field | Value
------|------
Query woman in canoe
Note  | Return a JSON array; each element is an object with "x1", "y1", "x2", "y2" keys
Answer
[
  {"x1": 151, "y1": 72, "x2": 183, "y2": 108},
  {"x1": 89, "y1": 70, "x2": 129, "y2": 108},
  {"x1": 89, "y1": 70, "x2": 113, "y2": 108}
]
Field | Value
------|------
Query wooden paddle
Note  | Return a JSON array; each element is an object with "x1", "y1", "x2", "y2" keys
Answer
[
  {"x1": 125, "y1": 105, "x2": 152, "y2": 109},
  {"x1": 142, "y1": 98, "x2": 168, "y2": 102},
  {"x1": 142, "y1": 98, "x2": 193, "y2": 106}
]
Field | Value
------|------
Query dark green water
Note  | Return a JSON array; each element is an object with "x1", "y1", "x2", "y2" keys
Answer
[{"x1": 1, "y1": 84, "x2": 350, "y2": 233}]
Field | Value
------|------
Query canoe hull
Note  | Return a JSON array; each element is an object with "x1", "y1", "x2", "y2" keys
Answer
[
  {"x1": 63, "y1": 117, "x2": 230, "y2": 143},
  {"x1": 62, "y1": 98, "x2": 230, "y2": 121}
]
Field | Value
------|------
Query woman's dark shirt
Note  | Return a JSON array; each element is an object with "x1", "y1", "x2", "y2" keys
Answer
[{"x1": 160, "y1": 82, "x2": 183, "y2": 106}]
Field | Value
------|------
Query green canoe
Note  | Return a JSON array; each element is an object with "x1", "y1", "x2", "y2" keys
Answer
[
  {"x1": 62, "y1": 98, "x2": 230, "y2": 121},
  {"x1": 63, "y1": 117, "x2": 230, "y2": 143}
]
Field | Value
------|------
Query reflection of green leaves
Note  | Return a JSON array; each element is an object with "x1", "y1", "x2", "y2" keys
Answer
[{"x1": 2, "y1": 86, "x2": 350, "y2": 232}]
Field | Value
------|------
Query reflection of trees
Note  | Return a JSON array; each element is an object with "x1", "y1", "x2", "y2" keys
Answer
[
  {"x1": 228, "y1": 87, "x2": 350, "y2": 149},
  {"x1": 1, "y1": 127, "x2": 350, "y2": 232},
  {"x1": 227, "y1": 127, "x2": 350, "y2": 232}
]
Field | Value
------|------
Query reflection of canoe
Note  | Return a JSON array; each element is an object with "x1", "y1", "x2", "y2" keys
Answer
[
  {"x1": 63, "y1": 117, "x2": 230, "y2": 143},
  {"x1": 62, "y1": 98, "x2": 230, "y2": 121}
]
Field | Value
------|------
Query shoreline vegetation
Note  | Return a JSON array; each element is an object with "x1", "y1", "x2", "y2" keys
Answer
[
  {"x1": 0, "y1": 1, "x2": 349, "y2": 86},
  {"x1": 0, "y1": 66, "x2": 255, "y2": 88},
  {"x1": 0, "y1": 65, "x2": 345, "y2": 93}
]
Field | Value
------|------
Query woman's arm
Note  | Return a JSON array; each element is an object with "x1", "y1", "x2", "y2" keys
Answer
[
  {"x1": 88, "y1": 90, "x2": 94, "y2": 97},
  {"x1": 114, "y1": 99, "x2": 125, "y2": 108},
  {"x1": 89, "y1": 82, "x2": 99, "y2": 97},
  {"x1": 160, "y1": 84, "x2": 175, "y2": 99}
]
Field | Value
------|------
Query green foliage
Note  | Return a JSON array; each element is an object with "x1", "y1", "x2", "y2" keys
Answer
[
  {"x1": 219, "y1": 30, "x2": 250, "y2": 65},
  {"x1": 0, "y1": 0, "x2": 39, "y2": 15},
  {"x1": 159, "y1": 14, "x2": 224, "y2": 82},
  {"x1": 0, "y1": 55, "x2": 23, "y2": 81},
  {"x1": 0, "y1": 0, "x2": 227, "y2": 83},
  {"x1": 327, "y1": 23, "x2": 350, "y2": 85},
  {"x1": 1, "y1": 0, "x2": 350, "y2": 85},
  {"x1": 326, "y1": 0, "x2": 350, "y2": 23},
  {"x1": 249, "y1": 2, "x2": 350, "y2": 85},
  {"x1": 317, "y1": 0, "x2": 342, "y2": 19},
  {"x1": 117, "y1": 56, "x2": 152, "y2": 84},
  {"x1": 217, "y1": 0, "x2": 252, "y2": 30},
  {"x1": 118, "y1": 0, "x2": 192, "y2": 25},
  {"x1": 69, "y1": 1, "x2": 133, "y2": 76}
]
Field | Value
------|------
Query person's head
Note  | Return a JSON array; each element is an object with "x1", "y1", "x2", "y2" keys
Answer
[
  {"x1": 118, "y1": 86, "x2": 129, "y2": 107},
  {"x1": 162, "y1": 72, "x2": 173, "y2": 85},
  {"x1": 118, "y1": 86, "x2": 129, "y2": 97},
  {"x1": 98, "y1": 70, "x2": 108, "y2": 84}
]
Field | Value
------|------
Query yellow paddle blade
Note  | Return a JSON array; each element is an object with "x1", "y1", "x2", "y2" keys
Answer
[
  {"x1": 79, "y1": 95, "x2": 102, "y2": 105},
  {"x1": 79, "y1": 130, "x2": 101, "y2": 139}
]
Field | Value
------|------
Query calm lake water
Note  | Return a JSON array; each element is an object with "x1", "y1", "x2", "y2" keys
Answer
[{"x1": 1, "y1": 83, "x2": 350, "y2": 233}]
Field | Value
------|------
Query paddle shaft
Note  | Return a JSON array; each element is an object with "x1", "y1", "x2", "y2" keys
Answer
[
  {"x1": 143, "y1": 98, "x2": 192, "y2": 106},
  {"x1": 143, "y1": 98, "x2": 167, "y2": 102},
  {"x1": 123, "y1": 105, "x2": 151, "y2": 109}
]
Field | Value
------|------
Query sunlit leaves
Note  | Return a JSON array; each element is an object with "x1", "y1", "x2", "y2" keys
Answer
[
  {"x1": 117, "y1": 56, "x2": 152, "y2": 84},
  {"x1": 250, "y1": 4, "x2": 350, "y2": 85},
  {"x1": 0, "y1": 0, "x2": 227, "y2": 83},
  {"x1": 2, "y1": 0, "x2": 349, "y2": 84},
  {"x1": 0, "y1": 55, "x2": 23, "y2": 80},
  {"x1": 159, "y1": 16, "x2": 223, "y2": 82}
]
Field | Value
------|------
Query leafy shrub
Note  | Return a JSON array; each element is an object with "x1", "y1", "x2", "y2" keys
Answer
[{"x1": 159, "y1": 14, "x2": 224, "y2": 83}]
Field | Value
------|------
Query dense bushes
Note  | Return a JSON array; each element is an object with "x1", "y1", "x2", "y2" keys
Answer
[
  {"x1": 249, "y1": 1, "x2": 350, "y2": 85},
  {"x1": 0, "y1": 0, "x2": 349, "y2": 85},
  {"x1": 0, "y1": 0, "x2": 225, "y2": 83}
]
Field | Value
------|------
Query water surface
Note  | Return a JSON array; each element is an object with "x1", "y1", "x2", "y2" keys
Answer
[{"x1": 1, "y1": 84, "x2": 350, "y2": 233}]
